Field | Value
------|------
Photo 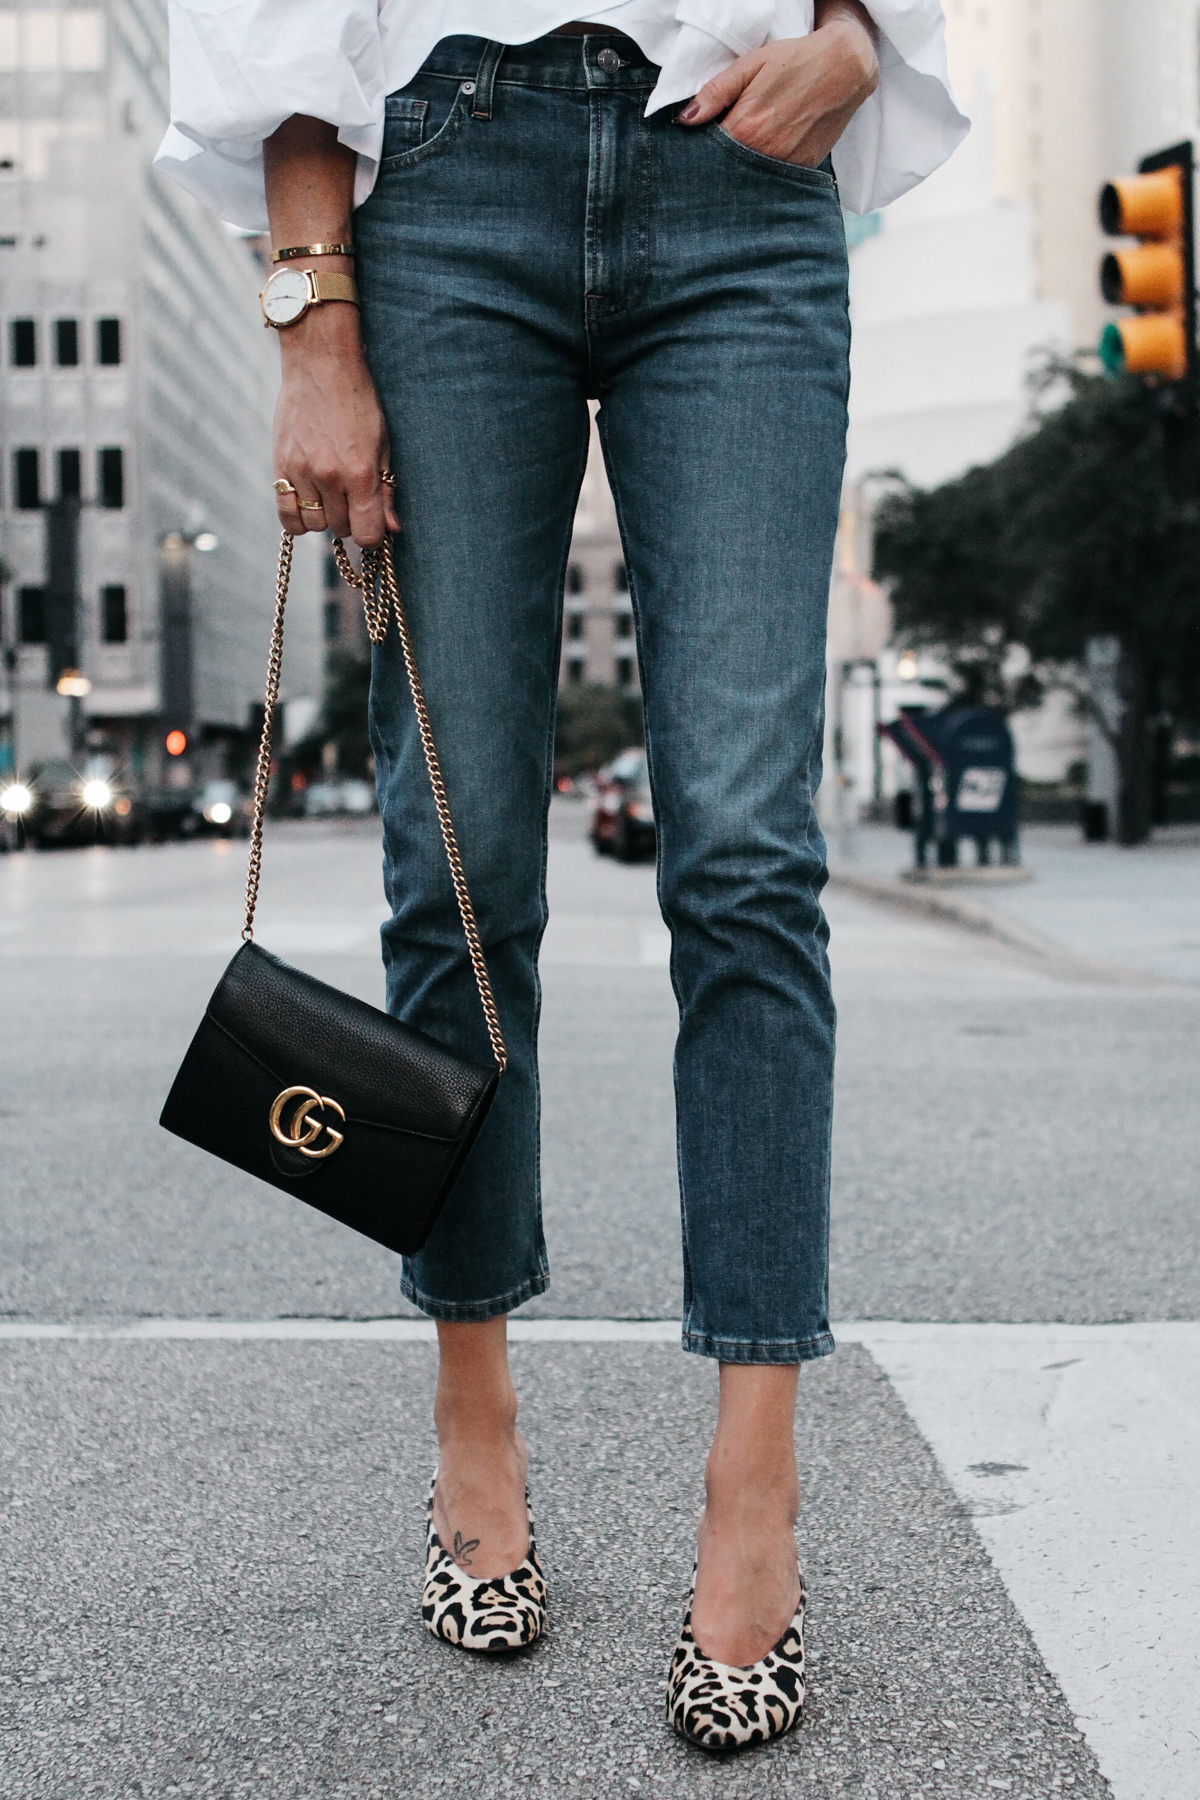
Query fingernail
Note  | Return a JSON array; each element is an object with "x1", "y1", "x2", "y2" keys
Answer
[{"x1": 678, "y1": 100, "x2": 701, "y2": 123}]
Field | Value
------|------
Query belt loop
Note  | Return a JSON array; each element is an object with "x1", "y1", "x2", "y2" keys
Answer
[{"x1": 471, "y1": 40, "x2": 506, "y2": 119}]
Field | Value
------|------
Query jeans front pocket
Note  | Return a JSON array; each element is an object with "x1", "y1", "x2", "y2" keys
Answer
[
  {"x1": 707, "y1": 122, "x2": 837, "y2": 191},
  {"x1": 380, "y1": 79, "x2": 468, "y2": 172}
]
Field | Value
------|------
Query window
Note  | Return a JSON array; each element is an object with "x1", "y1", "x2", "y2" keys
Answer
[
  {"x1": 14, "y1": 448, "x2": 40, "y2": 509},
  {"x1": 614, "y1": 612, "x2": 633, "y2": 639},
  {"x1": 616, "y1": 657, "x2": 634, "y2": 688},
  {"x1": 614, "y1": 561, "x2": 629, "y2": 593},
  {"x1": 566, "y1": 658, "x2": 585, "y2": 685},
  {"x1": 57, "y1": 448, "x2": 81, "y2": 500},
  {"x1": 101, "y1": 585, "x2": 128, "y2": 643},
  {"x1": 567, "y1": 612, "x2": 584, "y2": 641},
  {"x1": 10, "y1": 318, "x2": 36, "y2": 366},
  {"x1": 18, "y1": 587, "x2": 46, "y2": 644},
  {"x1": 98, "y1": 446, "x2": 124, "y2": 508},
  {"x1": 324, "y1": 597, "x2": 342, "y2": 642},
  {"x1": 566, "y1": 563, "x2": 584, "y2": 595},
  {"x1": 54, "y1": 319, "x2": 79, "y2": 366},
  {"x1": 96, "y1": 317, "x2": 122, "y2": 365}
]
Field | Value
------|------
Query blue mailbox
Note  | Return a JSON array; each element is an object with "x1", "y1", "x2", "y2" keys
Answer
[{"x1": 881, "y1": 705, "x2": 1019, "y2": 869}]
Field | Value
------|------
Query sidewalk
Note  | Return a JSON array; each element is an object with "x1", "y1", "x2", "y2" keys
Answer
[{"x1": 826, "y1": 820, "x2": 1200, "y2": 984}]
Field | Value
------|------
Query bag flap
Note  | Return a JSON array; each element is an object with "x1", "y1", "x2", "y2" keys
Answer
[{"x1": 206, "y1": 941, "x2": 495, "y2": 1142}]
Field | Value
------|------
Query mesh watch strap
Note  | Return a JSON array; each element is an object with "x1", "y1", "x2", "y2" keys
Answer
[{"x1": 309, "y1": 271, "x2": 358, "y2": 307}]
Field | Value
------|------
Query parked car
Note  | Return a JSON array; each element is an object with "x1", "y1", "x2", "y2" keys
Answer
[
  {"x1": 5, "y1": 759, "x2": 142, "y2": 849},
  {"x1": 590, "y1": 748, "x2": 656, "y2": 862}
]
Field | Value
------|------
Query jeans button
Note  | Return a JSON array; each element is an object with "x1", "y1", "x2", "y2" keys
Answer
[{"x1": 596, "y1": 47, "x2": 622, "y2": 72}]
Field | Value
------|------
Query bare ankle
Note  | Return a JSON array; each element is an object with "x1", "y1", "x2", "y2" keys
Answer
[
  {"x1": 704, "y1": 1445, "x2": 799, "y2": 1522},
  {"x1": 433, "y1": 1315, "x2": 520, "y2": 1450},
  {"x1": 434, "y1": 1391, "x2": 520, "y2": 1449}
]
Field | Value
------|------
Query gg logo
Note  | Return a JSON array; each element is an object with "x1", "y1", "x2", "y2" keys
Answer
[{"x1": 269, "y1": 1085, "x2": 346, "y2": 1160}]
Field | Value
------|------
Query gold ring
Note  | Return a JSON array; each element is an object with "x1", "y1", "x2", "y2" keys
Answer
[
  {"x1": 379, "y1": 468, "x2": 396, "y2": 484},
  {"x1": 273, "y1": 478, "x2": 298, "y2": 497},
  {"x1": 297, "y1": 499, "x2": 324, "y2": 511}
]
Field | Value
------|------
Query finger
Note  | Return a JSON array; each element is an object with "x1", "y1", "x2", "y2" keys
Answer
[
  {"x1": 676, "y1": 49, "x2": 766, "y2": 125},
  {"x1": 274, "y1": 481, "x2": 305, "y2": 537},
  {"x1": 344, "y1": 459, "x2": 390, "y2": 549},
  {"x1": 293, "y1": 485, "x2": 329, "y2": 533},
  {"x1": 379, "y1": 446, "x2": 402, "y2": 533},
  {"x1": 318, "y1": 483, "x2": 353, "y2": 539},
  {"x1": 347, "y1": 482, "x2": 389, "y2": 550}
]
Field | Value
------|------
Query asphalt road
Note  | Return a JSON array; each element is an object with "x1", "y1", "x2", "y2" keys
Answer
[
  {"x1": 6, "y1": 801, "x2": 1195, "y2": 1797},
  {"x1": 3, "y1": 804, "x2": 1196, "y2": 1326}
]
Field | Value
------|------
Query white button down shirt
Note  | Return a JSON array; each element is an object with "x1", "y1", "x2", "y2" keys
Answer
[{"x1": 155, "y1": 0, "x2": 967, "y2": 228}]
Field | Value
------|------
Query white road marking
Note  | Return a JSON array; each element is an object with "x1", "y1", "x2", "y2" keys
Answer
[
  {"x1": 4, "y1": 1314, "x2": 1194, "y2": 1800},
  {"x1": 0, "y1": 1317, "x2": 680, "y2": 1342},
  {"x1": 844, "y1": 1322, "x2": 1200, "y2": 1800}
]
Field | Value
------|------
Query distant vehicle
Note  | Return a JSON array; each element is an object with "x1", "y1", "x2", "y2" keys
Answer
[
  {"x1": 142, "y1": 786, "x2": 202, "y2": 842},
  {"x1": 2, "y1": 759, "x2": 142, "y2": 849},
  {"x1": 191, "y1": 779, "x2": 250, "y2": 838},
  {"x1": 304, "y1": 779, "x2": 377, "y2": 818},
  {"x1": 590, "y1": 747, "x2": 655, "y2": 862},
  {"x1": 0, "y1": 779, "x2": 26, "y2": 851}
]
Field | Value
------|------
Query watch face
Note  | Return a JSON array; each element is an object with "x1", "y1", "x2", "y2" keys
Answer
[{"x1": 262, "y1": 268, "x2": 310, "y2": 325}]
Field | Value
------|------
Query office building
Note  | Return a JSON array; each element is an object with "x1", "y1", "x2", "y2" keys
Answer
[{"x1": 0, "y1": 0, "x2": 322, "y2": 782}]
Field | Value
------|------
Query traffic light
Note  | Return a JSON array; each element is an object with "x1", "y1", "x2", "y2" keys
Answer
[{"x1": 1098, "y1": 141, "x2": 1196, "y2": 390}]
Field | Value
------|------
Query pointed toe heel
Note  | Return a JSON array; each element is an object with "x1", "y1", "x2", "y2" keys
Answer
[
  {"x1": 666, "y1": 1563, "x2": 807, "y2": 1751},
  {"x1": 421, "y1": 1472, "x2": 547, "y2": 1653}
]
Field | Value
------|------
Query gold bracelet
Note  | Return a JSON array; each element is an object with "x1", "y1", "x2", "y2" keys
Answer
[{"x1": 272, "y1": 242, "x2": 355, "y2": 263}]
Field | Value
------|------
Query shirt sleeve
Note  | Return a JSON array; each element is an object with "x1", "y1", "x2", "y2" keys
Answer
[
  {"x1": 830, "y1": 0, "x2": 969, "y2": 215},
  {"x1": 154, "y1": 0, "x2": 387, "y2": 231}
]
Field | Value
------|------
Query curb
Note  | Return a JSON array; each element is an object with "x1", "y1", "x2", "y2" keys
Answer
[{"x1": 827, "y1": 870, "x2": 1155, "y2": 986}]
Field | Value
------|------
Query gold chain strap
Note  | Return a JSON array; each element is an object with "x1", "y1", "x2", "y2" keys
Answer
[
  {"x1": 241, "y1": 531, "x2": 293, "y2": 946},
  {"x1": 241, "y1": 531, "x2": 507, "y2": 1075}
]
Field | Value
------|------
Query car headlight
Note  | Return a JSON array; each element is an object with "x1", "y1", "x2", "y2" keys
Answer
[
  {"x1": 208, "y1": 801, "x2": 233, "y2": 825},
  {"x1": 82, "y1": 779, "x2": 113, "y2": 810},
  {"x1": 1, "y1": 782, "x2": 32, "y2": 815}
]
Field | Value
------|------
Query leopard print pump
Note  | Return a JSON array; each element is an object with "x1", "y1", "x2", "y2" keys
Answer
[
  {"x1": 421, "y1": 1472, "x2": 547, "y2": 1653},
  {"x1": 666, "y1": 1562, "x2": 807, "y2": 1751}
]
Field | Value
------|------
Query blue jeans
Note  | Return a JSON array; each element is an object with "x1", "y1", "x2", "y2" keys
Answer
[{"x1": 356, "y1": 32, "x2": 847, "y2": 1363}]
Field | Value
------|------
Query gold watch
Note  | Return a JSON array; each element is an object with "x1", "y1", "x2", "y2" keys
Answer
[{"x1": 259, "y1": 266, "x2": 359, "y2": 329}]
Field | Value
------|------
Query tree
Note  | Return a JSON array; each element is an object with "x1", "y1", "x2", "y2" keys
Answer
[
  {"x1": 873, "y1": 362, "x2": 1200, "y2": 843},
  {"x1": 554, "y1": 681, "x2": 644, "y2": 778}
]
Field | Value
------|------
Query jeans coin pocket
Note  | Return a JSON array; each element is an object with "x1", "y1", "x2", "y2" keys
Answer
[{"x1": 381, "y1": 81, "x2": 467, "y2": 171}]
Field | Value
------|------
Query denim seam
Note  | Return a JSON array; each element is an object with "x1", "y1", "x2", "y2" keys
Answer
[
  {"x1": 681, "y1": 1328, "x2": 836, "y2": 1365},
  {"x1": 594, "y1": 406, "x2": 697, "y2": 1335},
  {"x1": 399, "y1": 1268, "x2": 549, "y2": 1323},
  {"x1": 523, "y1": 411, "x2": 595, "y2": 1296}
]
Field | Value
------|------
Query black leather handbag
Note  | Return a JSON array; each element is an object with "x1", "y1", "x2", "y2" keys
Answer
[{"x1": 160, "y1": 534, "x2": 506, "y2": 1256}]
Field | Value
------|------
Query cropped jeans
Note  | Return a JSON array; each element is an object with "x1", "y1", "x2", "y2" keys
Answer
[{"x1": 356, "y1": 31, "x2": 847, "y2": 1363}]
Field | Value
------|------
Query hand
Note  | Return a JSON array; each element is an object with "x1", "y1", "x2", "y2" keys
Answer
[
  {"x1": 676, "y1": 9, "x2": 879, "y2": 169},
  {"x1": 272, "y1": 302, "x2": 401, "y2": 548}
]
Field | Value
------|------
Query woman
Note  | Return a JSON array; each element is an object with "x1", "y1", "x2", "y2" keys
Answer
[{"x1": 160, "y1": 0, "x2": 964, "y2": 1751}]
